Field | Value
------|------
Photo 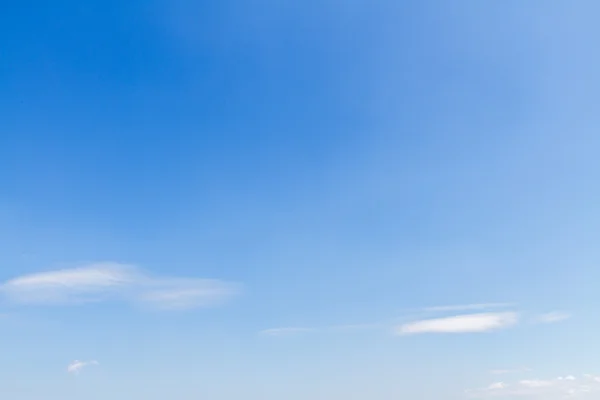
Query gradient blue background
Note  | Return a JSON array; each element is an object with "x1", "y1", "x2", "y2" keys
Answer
[{"x1": 1, "y1": 1, "x2": 599, "y2": 399}]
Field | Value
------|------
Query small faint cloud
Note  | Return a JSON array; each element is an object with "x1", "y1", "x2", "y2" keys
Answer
[
  {"x1": 395, "y1": 312, "x2": 518, "y2": 335},
  {"x1": 326, "y1": 323, "x2": 382, "y2": 332},
  {"x1": 466, "y1": 374, "x2": 600, "y2": 398},
  {"x1": 67, "y1": 360, "x2": 98, "y2": 374},
  {"x1": 135, "y1": 279, "x2": 240, "y2": 311},
  {"x1": 423, "y1": 303, "x2": 515, "y2": 313},
  {"x1": 260, "y1": 327, "x2": 315, "y2": 337},
  {"x1": 487, "y1": 382, "x2": 506, "y2": 390},
  {"x1": 0, "y1": 263, "x2": 240, "y2": 311},
  {"x1": 558, "y1": 375, "x2": 577, "y2": 381},
  {"x1": 260, "y1": 322, "x2": 383, "y2": 337},
  {"x1": 534, "y1": 311, "x2": 571, "y2": 324}
]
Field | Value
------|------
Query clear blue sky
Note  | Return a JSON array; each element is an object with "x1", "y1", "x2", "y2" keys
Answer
[{"x1": 1, "y1": 1, "x2": 599, "y2": 399}]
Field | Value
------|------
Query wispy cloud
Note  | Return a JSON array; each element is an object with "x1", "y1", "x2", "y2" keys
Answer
[
  {"x1": 67, "y1": 360, "x2": 98, "y2": 374},
  {"x1": 466, "y1": 374, "x2": 600, "y2": 398},
  {"x1": 423, "y1": 303, "x2": 515, "y2": 313},
  {"x1": 260, "y1": 327, "x2": 315, "y2": 337},
  {"x1": 261, "y1": 304, "x2": 568, "y2": 338},
  {"x1": 327, "y1": 323, "x2": 383, "y2": 332},
  {"x1": 260, "y1": 322, "x2": 383, "y2": 337},
  {"x1": 135, "y1": 278, "x2": 240, "y2": 310},
  {"x1": 1, "y1": 263, "x2": 139, "y2": 305},
  {"x1": 534, "y1": 311, "x2": 571, "y2": 324},
  {"x1": 395, "y1": 312, "x2": 518, "y2": 335},
  {"x1": 487, "y1": 382, "x2": 507, "y2": 390},
  {"x1": 0, "y1": 263, "x2": 240, "y2": 311}
]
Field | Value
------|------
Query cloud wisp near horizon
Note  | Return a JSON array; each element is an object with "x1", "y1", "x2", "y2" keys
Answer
[
  {"x1": 260, "y1": 303, "x2": 570, "y2": 337},
  {"x1": 0, "y1": 263, "x2": 240, "y2": 311},
  {"x1": 466, "y1": 374, "x2": 600, "y2": 399}
]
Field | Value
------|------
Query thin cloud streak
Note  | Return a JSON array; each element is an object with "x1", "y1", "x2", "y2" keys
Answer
[
  {"x1": 423, "y1": 303, "x2": 515, "y2": 312},
  {"x1": 135, "y1": 278, "x2": 240, "y2": 310},
  {"x1": 466, "y1": 374, "x2": 600, "y2": 398},
  {"x1": 0, "y1": 263, "x2": 240, "y2": 311},
  {"x1": 260, "y1": 323, "x2": 382, "y2": 337},
  {"x1": 260, "y1": 327, "x2": 315, "y2": 337},
  {"x1": 396, "y1": 312, "x2": 519, "y2": 335},
  {"x1": 261, "y1": 305, "x2": 568, "y2": 337},
  {"x1": 67, "y1": 360, "x2": 98, "y2": 374},
  {"x1": 534, "y1": 311, "x2": 571, "y2": 324},
  {"x1": 1, "y1": 263, "x2": 138, "y2": 305},
  {"x1": 327, "y1": 323, "x2": 383, "y2": 332}
]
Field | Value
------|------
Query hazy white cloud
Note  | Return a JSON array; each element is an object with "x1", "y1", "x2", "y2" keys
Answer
[
  {"x1": 137, "y1": 278, "x2": 239, "y2": 310},
  {"x1": 67, "y1": 360, "x2": 98, "y2": 374},
  {"x1": 559, "y1": 375, "x2": 577, "y2": 381},
  {"x1": 534, "y1": 311, "x2": 571, "y2": 324},
  {"x1": 0, "y1": 263, "x2": 240, "y2": 311},
  {"x1": 262, "y1": 304, "x2": 567, "y2": 338},
  {"x1": 466, "y1": 374, "x2": 600, "y2": 398},
  {"x1": 1, "y1": 263, "x2": 138, "y2": 305},
  {"x1": 260, "y1": 327, "x2": 315, "y2": 337},
  {"x1": 424, "y1": 303, "x2": 515, "y2": 313},
  {"x1": 487, "y1": 382, "x2": 506, "y2": 390},
  {"x1": 396, "y1": 312, "x2": 518, "y2": 335}
]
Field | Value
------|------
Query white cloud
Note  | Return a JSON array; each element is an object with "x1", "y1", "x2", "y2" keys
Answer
[
  {"x1": 424, "y1": 303, "x2": 515, "y2": 313},
  {"x1": 1, "y1": 263, "x2": 139, "y2": 305},
  {"x1": 260, "y1": 327, "x2": 315, "y2": 336},
  {"x1": 488, "y1": 382, "x2": 506, "y2": 390},
  {"x1": 67, "y1": 360, "x2": 98, "y2": 374},
  {"x1": 534, "y1": 311, "x2": 571, "y2": 324},
  {"x1": 396, "y1": 312, "x2": 518, "y2": 335},
  {"x1": 466, "y1": 374, "x2": 600, "y2": 399},
  {"x1": 0, "y1": 263, "x2": 240, "y2": 310},
  {"x1": 261, "y1": 305, "x2": 567, "y2": 338},
  {"x1": 557, "y1": 375, "x2": 577, "y2": 381}
]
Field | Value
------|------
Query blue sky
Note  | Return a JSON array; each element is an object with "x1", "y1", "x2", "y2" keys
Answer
[{"x1": 1, "y1": 1, "x2": 600, "y2": 399}]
